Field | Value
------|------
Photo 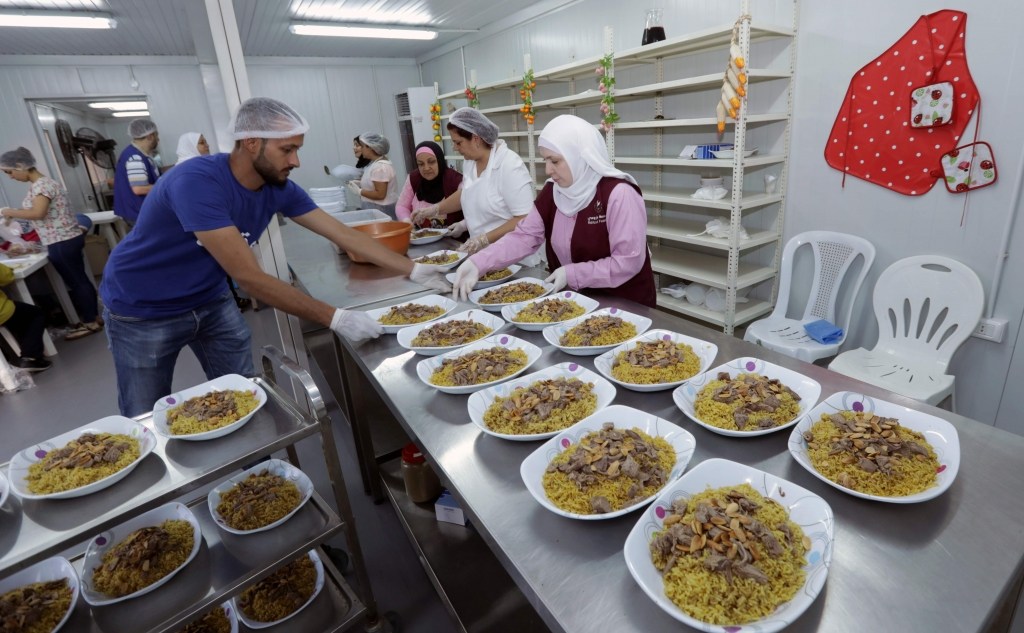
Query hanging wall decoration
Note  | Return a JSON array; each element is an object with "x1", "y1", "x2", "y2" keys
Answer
[
  {"x1": 464, "y1": 85, "x2": 480, "y2": 109},
  {"x1": 520, "y1": 69, "x2": 536, "y2": 126},
  {"x1": 716, "y1": 17, "x2": 749, "y2": 135},
  {"x1": 595, "y1": 54, "x2": 618, "y2": 131},
  {"x1": 429, "y1": 100, "x2": 442, "y2": 142}
]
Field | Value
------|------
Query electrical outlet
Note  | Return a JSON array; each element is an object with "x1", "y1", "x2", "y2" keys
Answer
[{"x1": 972, "y1": 317, "x2": 1007, "y2": 343}]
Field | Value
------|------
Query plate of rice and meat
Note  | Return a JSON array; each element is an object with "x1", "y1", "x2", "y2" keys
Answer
[
  {"x1": 234, "y1": 550, "x2": 324, "y2": 629},
  {"x1": 416, "y1": 334, "x2": 542, "y2": 395},
  {"x1": 501, "y1": 291, "x2": 600, "y2": 332},
  {"x1": 467, "y1": 362, "x2": 616, "y2": 441},
  {"x1": 0, "y1": 556, "x2": 79, "y2": 633},
  {"x1": 542, "y1": 307, "x2": 652, "y2": 356},
  {"x1": 153, "y1": 374, "x2": 267, "y2": 441},
  {"x1": 208, "y1": 459, "x2": 314, "y2": 535},
  {"x1": 412, "y1": 249, "x2": 466, "y2": 271},
  {"x1": 674, "y1": 358, "x2": 822, "y2": 437},
  {"x1": 624, "y1": 458, "x2": 834, "y2": 632},
  {"x1": 8, "y1": 415, "x2": 157, "y2": 500},
  {"x1": 469, "y1": 278, "x2": 554, "y2": 312},
  {"x1": 397, "y1": 309, "x2": 506, "y2": 356},
  {"x1": 364, "y1": 294, "x2": 457, "y2": 334},
  {"x1": 594, "y1": 329, "x2": 717, "y2": 392},
  {"x1": 521, "y1": 405, "x2": 697, "y2": 520},
  {"x1": 177, "y1": 602, "x2": 238, "y2": 633},
  {"x1": 410, "y1": 228, "x2": 446, "y2": 245},
  {"x1": 788, "y1": 391, "x2": 960, "y2": 503},
  {"x1": 447, "y1": 264, "x2": 522, "y2": 290},
  {"x1": 82, "y1": 502, "x2": 202, "y2": 606}
]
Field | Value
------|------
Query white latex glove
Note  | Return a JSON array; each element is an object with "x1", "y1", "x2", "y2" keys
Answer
[
  {"x1": 410, "y1": 263, "x2": 453, "y2": 293},
  {"x1": 446, "y1": 220, "x2": 467, "y2": 239},
  {"x1": 458, "y1": 233, "x2": 490, "y2": 254},
  {"x1": 330, "y1": 308, "x2": 383, "y2": 342},
  {"x1": 346, "y1": 180, "x2": 363, "y2": 198},
  {"x1": 452, "y1": 259, "x2": 480, "y2": 302},
  {"x1": 545, "y1": 267, "x2": 568, "y2": 293},
  {"x1": 411, "y1": 204, "x2": 442, "y2": 225}
]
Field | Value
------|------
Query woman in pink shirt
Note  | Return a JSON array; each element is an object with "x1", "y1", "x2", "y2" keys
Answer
[
  {"x1": 453, "y1": 115, "x2": 655, "y2": 307},
  {"x1": 395, "y1": 141, "x2": 464, "y2": 230}
]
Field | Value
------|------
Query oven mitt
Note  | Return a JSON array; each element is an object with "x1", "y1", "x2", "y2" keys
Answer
[
  {"x1": 936, "y1": 142, "x2": 997, "y2": 193},
  {"x1": 803, "y1": 319, "x2": 844, "y2": 345},
  {"x1": 911, "y1": 82, "x2": 954, "y2": 128}
]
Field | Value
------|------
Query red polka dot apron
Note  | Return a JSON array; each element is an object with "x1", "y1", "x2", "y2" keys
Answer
[{"x1": 824, "y1": 10, "x2": 979, "y2": 196}]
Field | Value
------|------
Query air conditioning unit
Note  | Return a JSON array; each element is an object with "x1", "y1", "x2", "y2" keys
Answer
[{"x1": 395, "y1": 86, "x2": 439, "y2": 172}]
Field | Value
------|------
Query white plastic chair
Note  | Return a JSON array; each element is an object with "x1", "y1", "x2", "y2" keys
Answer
[
  {"x1": 744, "y1": 231, "x2": 875, "y2": 362},
  {"x1": 828, "y1": 256, "x2": 983, "y2": 409}
]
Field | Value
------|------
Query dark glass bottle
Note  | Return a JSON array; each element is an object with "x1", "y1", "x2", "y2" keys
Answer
[{"x1": 642, "y1": 9, "x2": 666, "y2": 46}]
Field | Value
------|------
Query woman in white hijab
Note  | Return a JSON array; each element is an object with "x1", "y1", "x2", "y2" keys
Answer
[
  {"x1": 452, "y1": 114, "x2": 655, "y2": 306},
  {"x1": 175, "y1": 132, "x2": 210, "y2": 164}
]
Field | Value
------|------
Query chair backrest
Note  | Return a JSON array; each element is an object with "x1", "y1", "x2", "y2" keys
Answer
[
  {"x1": 870, "y1": 255, "x2": 983, "y2": 371},
  {"x1": 771, "y1": 231, "x2": 876, "y2": 334}
]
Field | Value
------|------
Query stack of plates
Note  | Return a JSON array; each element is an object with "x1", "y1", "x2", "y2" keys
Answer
[{"x1": 308, "y1": 186, "x2": 347, "y2": 214}]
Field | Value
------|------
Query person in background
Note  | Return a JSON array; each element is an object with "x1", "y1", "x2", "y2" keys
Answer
[
  {"x1": 453, "y1": 114, "x2": 655, "y2": 307},
  {"x1": 412, "y1": 107, "x2": 539, "y2": 264},
  {"x1": 0, "y1": 263, "x2": 50, "y2": 372},
  {"x1": 395, "y1": 141, "x2": 464, "y2": 231},
  {"x1": 100, "y1": 97, "x2": 450, "y2": 417},
  {"x1": 0, "y1": 147, "x2": 104, "y2": 339},
  {"x1": 175, "y1": 132, "x2": 211, "y2": 164},
  {"x1": 347, "y1": 133, "x2": 399, "y2": 218},
  {"x1": 353, "y1": 136, "x2": 371, "y2": 170},
  {"x1": 113, "y1": 118, "x2": 160, "y2": 226}
]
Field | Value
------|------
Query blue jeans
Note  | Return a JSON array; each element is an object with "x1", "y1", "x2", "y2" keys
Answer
[
  {"x1": 104, "y1": 293, "x2": 254, "y2": 417},
  {"x1": 48, "y1": 233, "x2": 98, "y2": 323}
]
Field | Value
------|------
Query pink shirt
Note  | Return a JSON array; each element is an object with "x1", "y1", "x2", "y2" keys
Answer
[
  {"x1": 470, "y1": 182, "x2": 647, "y2": 291},
  {"x1": 395, "y1": 175, "x2": 464, "y2": 221}
]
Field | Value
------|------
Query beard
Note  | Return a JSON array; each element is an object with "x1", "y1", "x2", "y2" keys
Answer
[{"x1": 253, "y1": 141, "x2": 290, "y2": 187}]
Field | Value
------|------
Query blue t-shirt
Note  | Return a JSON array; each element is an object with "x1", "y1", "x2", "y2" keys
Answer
[
  {"x1": 101, "y1": 153, "x2": 317, "y2": 318},
  {"x1": 113, "y1": 145, "x2": 159, "y2": 222}
]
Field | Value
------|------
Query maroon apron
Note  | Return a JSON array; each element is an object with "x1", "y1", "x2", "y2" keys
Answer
[{"x1": 536, "y1": 177, "x2": 656, "y2": 307}]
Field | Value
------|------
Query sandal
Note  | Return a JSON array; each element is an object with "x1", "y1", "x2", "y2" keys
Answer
[
  {"x1": 85, "y1": 321, "x2": 103, "y2": 332},
  {"x1": 64, "y1": 325, "x2": 93, "y2": 341}
]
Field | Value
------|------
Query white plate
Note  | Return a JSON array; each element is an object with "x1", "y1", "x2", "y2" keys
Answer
[
  {"x1": 624, "y1": 458, "x2": 835, "y2": 632},
  {"x1": 501, "y1": 290, "x2": 600, "y2": 332},
  {"x1": 711, "y1": 147, "x2": 758, "y2": 159},
  {"x1": 0, "y1": 469, "x2": 8, "y2": 509},
  {"x1": 396, "y1": 309, "x2": 506, "y2": 356},
  {"x1": 82, "y1": 502, "x2": 203, "y2": 606},
  {"x1": 234, "y1": 550, "x2": 325, "y2": 630},
  {"x1": 542, "y1": 307, "x2": 653, "y2": 356},
  {"x1": 0, "y1": 556, "x2": 79, "y2": 633},
  {"x1": 412, "y1": 248, "x2": 466, "y2": 271},
  {"x1": 410, "y1": 229, "x2": 446, "y2": 245},
  {"x1": 446, "y1": 264, "x2": 522, "y2": 290},
  {"x1": 8, "y1": 415, "x2": 158, "y2": 500},
  {"x1": 593, "y1": 329, "x2": 718, "y2": 392},
  {"x1": 207, "y1": 459, "x2": 314, "y2": 535},
  {"x1": 152, "y1": 374, "x2": 268, "y2": 441},
  {"x1": 787, "y1": 391, "x2": 960, "y2": 503},
  {"x1": 521, "y1": 405, "x2": 697, "y2": 519},
  {"x1": 415, "y1": 334, "x2": 542, "y2": 395},
  {"x1": 469, "y1": 278, "x2": 554, "y2": 312},
  {"x1": 467, "y1": 362, "x2": 617, "y2": 441},
  {"x1": 190, "y1": 602, "x2": 239, "y2": 633},
  {"x1": 673, "y1": 357, "x2": 823, "y2": 437},
  {"x1": 364, "y1": 294, "x2": 457, "y2": 334}
]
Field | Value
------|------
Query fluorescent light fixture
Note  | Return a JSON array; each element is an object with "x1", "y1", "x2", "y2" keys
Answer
[
  {"x1": 0, "y1": 11, "x2": 116, "y2": 29},
  {"x1": 289, "y1": 23, "x2": 437, "y2": 40},
  {"x1": 88, "y1": 101, "x2": 148, "y2": 111},
  {"x1": 111, "y1": 110, "x2": 150, "y2": 118}
]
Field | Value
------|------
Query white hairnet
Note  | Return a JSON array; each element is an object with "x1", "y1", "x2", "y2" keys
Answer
[
  {"x1": 358, "y1": 133, "x2": 390, "y2": 156},
  {"x1": 230, "y1": 97, "x2": 310, "y2": 141},
  {"x1": 176, "y1": 132, "x2": 203, "y2": 164},
  {"x1": 0, "y1": 147, "x2": 36, "y2": 170},
  {"x1": 448, "y1": 107, "x2": 499, "y2": 145},
  {"x1": 128, "y1": 118, "x2": 158, "y2": 139}
]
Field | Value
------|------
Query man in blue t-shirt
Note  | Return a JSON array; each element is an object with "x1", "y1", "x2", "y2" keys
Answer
[
  {"x1": 113, "y1": 118, "x2": 161, "y2": 225},
  {"x1": 100, "y1": 97, "x2": 451, "y2": 417}
]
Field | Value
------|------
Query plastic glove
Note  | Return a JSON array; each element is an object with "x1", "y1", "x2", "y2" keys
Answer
[
  {"x1": 446, "y1": 220, "x2": 467, "y2": 239},
  {"x1": 410, "y1": 204, "x2": 441, "y2": 225},
  {"x1": 346, "y1": 180, "x2": 363, "y2": 198},
  {"x1": 330, "y1": 308, "x2": 382, "y2": 342},
  {"x1": 458, "y1": 233, "x2": 490, "y2": 254},
  {"x1": 410, "y1": 263, "x2": 453, "y2": 293},
  {"x1": 451, "y1": 259, "x2": 480, "y2": 302},
  {"x1": 545, "y1": 267, "x2": 568, "y2": 293}
]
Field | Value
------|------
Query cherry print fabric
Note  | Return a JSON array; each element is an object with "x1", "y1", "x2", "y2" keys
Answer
[{"x1": 824, "y1": 10, "x2": 979, "y2": 196}]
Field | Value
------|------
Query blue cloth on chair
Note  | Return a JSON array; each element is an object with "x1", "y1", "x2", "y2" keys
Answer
[{"x1": 804, "y1": 320, "x2": 843, "y2": 344}]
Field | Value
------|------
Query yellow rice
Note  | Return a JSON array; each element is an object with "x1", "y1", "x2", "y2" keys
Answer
[
  {"x1": 239, "y1": 555, "x2": 317, "y2": 623},
  {"x1": 0, "y1": 579, "x2": 73, "y2": 633},
  {"x1": 560, "y1": 318, "x2": 637, "y2": 347},
  {"x1": 92, "y1": 519, "x2": 195, "y2": 597},
  {"x1": 168, "y1": 390, "x2": 259, "y2": 436},
  {"x1": 26, "y1": 433, "x2": 141, "y2": 495},
  {"x1": 610, "y1": 342, "x2": 701, "y2": 385},
  {"x1": 512, "y1": 299, "x2": 585, "y2": 323},
  {"x1": 429, "y1": 348, "x2": 528, "y2": 386},
  {"x1": 178, "y1": 607, "x2": 230, "y2": 633},
  {"x1": 482, "y1": 379, "x2": 597, "y2": 435},
  {"x1": 694, "y1": 374, "x2": 802, "y2": 431},
  {"x1": 377, "y1": 303, "x2": 445, "y2": 326},
  {"x1": 216, "y1": 471, "x2": 302, "y2": 531},
  {"x1": 480, "y1": 268, "x2": 513, "y2": 282},
  {"x1": 410, "y1": 320, "x2": 492, "y2": 347},
  {"x1": 478, "y1": 282, "x2": 546, "y2": 305},
  {"x1": 415, "y1": 252, "x2": 459, "y2": 265}
]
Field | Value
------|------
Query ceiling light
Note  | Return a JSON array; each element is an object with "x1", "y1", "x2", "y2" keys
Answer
[
  {"x1": 0, "y1": 11, "x2": 116, "y2": 29},
  {"x1": 111, "y1": 111, "x2": 150, "y2": 118},
  {"x1": 289, "y1": 23, "x2": 437, "y2": 40},
  {"x1": 88, "y1": 101, "x2": 148, "y2": 111}
]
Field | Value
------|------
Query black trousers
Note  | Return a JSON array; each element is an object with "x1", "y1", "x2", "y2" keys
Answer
[{"x1": 3, "y1": 301, "x2": 45, "y2": 359}]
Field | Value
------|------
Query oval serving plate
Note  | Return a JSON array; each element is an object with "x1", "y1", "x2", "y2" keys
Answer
[
  {"x1": 446, "y1": 264, "x2": 522, "y2": 290},
  {"x1": 364, "y1": 294, "x2": 457, "y2": 334},
  {"x1": 542, "y1": 307, "x2": 652, "y2": 356},
  {"x1": 593, "y1": 329, "x2": 717, "y2": 393},
  {"x1": 412, "y1": 248, "x2": 467, "y2": 272},
  {"x1": 469, "y1": 278, "x2": 554, "y2": 312},
  {"x1": 396, "y1": 309, "x2": 506, "y2": 357},
  {"x1": 234, "y1": 550, "x2": 325, "y2": 630},
  {"x1": 415, "y1": 334, "x2": 542, "y2": 395},
  {"x1": 0, "y1": 556, "x2": 80, "y2": 633},
  {"x1": 208, "y1": 459, "x2": 314, "y2": 535},
  {"x1": 501, "y1": 290, "x2": 600, "y2": 332},
  {"x1": 409, "y1": 229, "x2": 446, "y2": 245},
  {"x1": 152, "y1": 374, "x2": 268, "y2": 442}
]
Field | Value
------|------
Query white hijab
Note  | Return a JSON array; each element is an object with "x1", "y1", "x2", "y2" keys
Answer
[
  {"x1": 537, "y1": 115, "x2": 636, "y2": 217},
  {"x1": 175, "y1": 132, "x2": 203, "y2": 164}
]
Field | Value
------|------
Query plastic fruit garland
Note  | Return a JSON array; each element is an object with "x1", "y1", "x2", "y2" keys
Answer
[
  {"x1": 595, "y1": 54, "x2": 619, "y2": 132},
  {"x1": 429, "y1": 100, "x2": 442, "y2": 142},
  {"x1": 464, "y1": 85, "x2": 480, "y2": 109},
  {"x1": 716, "y1": 16, "x2": 750, "y2": 135},
  {"x1": 519, "y1": 69, "x2": 536, "y2": 126}
]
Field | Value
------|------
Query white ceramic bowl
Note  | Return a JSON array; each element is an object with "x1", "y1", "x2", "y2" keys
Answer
[
  {"x1": 412, "y1": 248, "x2": 466, "y2": 271},
  {"x1": 152, "y1": 374, "x2": 268, "y2": 441},
  {"x1": 520, "y1": 405, "x2": 696, "y2": 519},
  {"x1": 208, "y1": 459, "x2": 314, "y2": 535},
  {"x1": 624, "y1": 458, "x2": 835, "y2": 632},
  {"x1": 186, "y1": 602, "x2": 239, "y2": 633},
  {"x1": 364, "y1": 294, "x2": 457, "y2": 334},
  {"x1": 396, "y1": 309, "x2": 506, "y2": 356},
  {"x1": 446, "y1": 264, "x2": 522, "y2": 290},
  {"x1": 410, "y1": 229, "x2": 446, "y2": 245},
  {"x1": 415, "y1": 334, "x2": 542, "y2": 395},
  {"x1": 234, "y1": 550, "x2": 325, "y2": 630},
  {"x1": 673, "y1": 357, "x2": 823, "y2": 437},
  {"x1": 8, "y1": 415, "x2": 158, "y2": 500},
  {"x1": 501, "y1": 290, "x2": 600, "y2": 332},
  {"x1": 467, "y1": 362, "x2": 617, "y2": 442},
  {"x1": 81, "y1": 502, "x2": 203, "y2": 606},
  {"x1": 542, "y1": 307, "x2": 653, "y2": 356},
  {"x1": 787, "y1": 390, "x2": 960, "y2": 503},
  {"x1": 469, "y1": 278, "x2": 554, "y2": 312},
  {"x1": 593, "y1": 329, "x2": 718, "y2": 392},
  {"x1": 0, "y1": 556, "x2": 79, "y2": 633}
]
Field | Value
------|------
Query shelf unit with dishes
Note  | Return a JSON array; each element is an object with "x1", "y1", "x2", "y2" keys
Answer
[{"x1": 0, "y1": 346, "x2": 381, "y2": 633}]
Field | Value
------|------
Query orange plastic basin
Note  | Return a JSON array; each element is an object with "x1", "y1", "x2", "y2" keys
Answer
[{"x1": 346, "y1": 221, "x2": 412, "y2": 263}]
